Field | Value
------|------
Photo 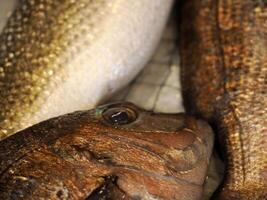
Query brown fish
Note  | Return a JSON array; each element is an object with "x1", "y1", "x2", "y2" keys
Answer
[
  {"x1": 0, "y1": 102, "x2": 213, "y2": 200},
  {"x1": 180, "y1": 0, "x2": 267, "y2": 199}
]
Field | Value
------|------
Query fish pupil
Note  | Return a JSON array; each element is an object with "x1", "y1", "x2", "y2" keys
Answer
[
  {"x1": 102, "y1": 106, "x2": 137, "y2": 125},
  {"x1": 109, "y1": 111, "x2": 129, "y2": 125}
]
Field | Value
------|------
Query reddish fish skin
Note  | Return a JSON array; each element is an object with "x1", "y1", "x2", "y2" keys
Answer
[
  {"x1": 180, "y1": 0, "x2": 267, "y2": 199},
  {"x1": 0, "y1": 102, "x2": 213, "y2": 200}
]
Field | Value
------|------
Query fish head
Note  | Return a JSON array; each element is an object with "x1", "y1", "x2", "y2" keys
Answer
[{"x1": 0, "y1": 102, "x2": 213, "y2": 200}]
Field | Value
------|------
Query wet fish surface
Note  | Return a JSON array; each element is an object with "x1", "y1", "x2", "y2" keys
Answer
[
  {"x1": 0, "y1": 0, "x2": 173, "y2": 139},
  {"x1": 180, "y1": 0, "x2": 267, "y2": 199},
  {"x1": 112, "y1": 17, "x2": 225, "y2": 200},
  {"x1": 0, "y1": 102, "x2": 213, "y2": 200}
]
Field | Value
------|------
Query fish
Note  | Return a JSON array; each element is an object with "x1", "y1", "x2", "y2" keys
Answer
[
  {"x1": 0, "y1": 0, "x2": 173, "y2": 139},
  {"x1": 180, "y1": 0, "x2": 267, "y2": 199},
  {"x1": 0, "y1": 102, "x2": 214, "y2": 200},
  {"x1": 111, "y1": 18, "x2": 225, "y2": 200}
]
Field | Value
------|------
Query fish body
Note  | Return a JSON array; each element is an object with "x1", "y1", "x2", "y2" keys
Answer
[
  {"x1": 0, "y1": 102, "x2": 214, "y2": 200},
  {"x1": 0, "y1": 0, "x2": 173, "y2": 139},
  {"x1": 180, "y1": 1, "x2": 267, "y2": 199}
]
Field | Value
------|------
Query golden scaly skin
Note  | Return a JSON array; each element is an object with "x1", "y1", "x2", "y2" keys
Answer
[
  {"x1": 180, "y1": 0, "x2": 267, "y2": 199},
  {"x1": 0, "y1": 0, "x2": 110, "y2": 139},
  {"x1": 0, "y1": 0, "x2": 174, "y2": 140}
]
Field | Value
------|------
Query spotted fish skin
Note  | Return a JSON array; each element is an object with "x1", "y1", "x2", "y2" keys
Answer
[
  {"x1": 180, "y1": 0, "x2": 267, "y2": 199},
  {"x1": 0, "y1": 0, "x2": 173, "y2": 139}
]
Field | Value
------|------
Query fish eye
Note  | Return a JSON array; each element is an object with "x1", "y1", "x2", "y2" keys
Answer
[{"x1": 102, "y1": 107, "x2": 137, "y2": 125}]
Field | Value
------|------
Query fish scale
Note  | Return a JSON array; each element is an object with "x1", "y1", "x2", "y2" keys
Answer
[
  {"x1": 180, "y1": 1, "x2": 267, "y2": 199},
  {"x1": 111, "y1": 19, "x2": 224, "y2": 200},
  {"x1": 0, "y1": 0, "x2": 173, "y2": 139},
  {"x1": 0, "y1": 0, "x2": 109, "y2": 138},
  {"x1": 0, "y1": 1, "x2": 224, "y2": 199}
]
